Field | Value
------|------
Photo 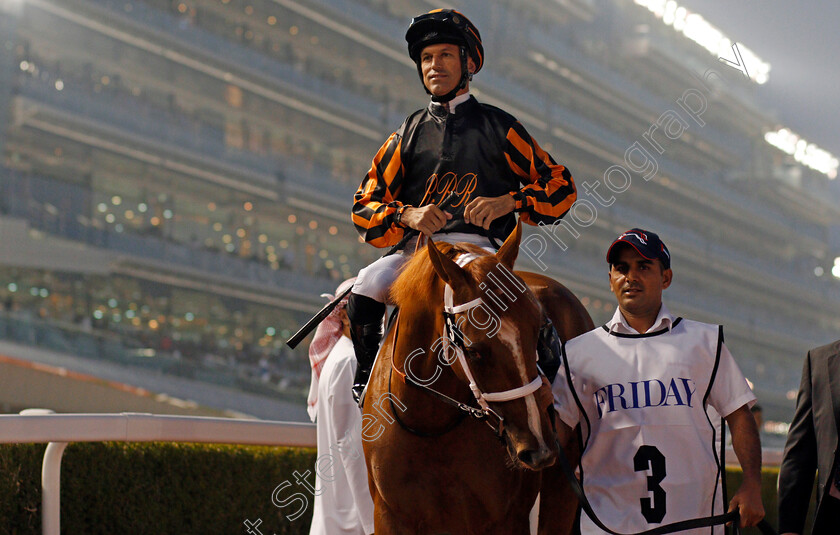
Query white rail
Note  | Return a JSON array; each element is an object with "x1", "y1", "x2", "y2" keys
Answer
[{"x1": 0, "y1": 412, "x2": 316, "y2": 535}]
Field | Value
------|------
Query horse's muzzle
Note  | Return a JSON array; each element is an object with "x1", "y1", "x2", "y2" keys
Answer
[{"x1": 516, "y1": 445, "x2": 556, "y2": 471}]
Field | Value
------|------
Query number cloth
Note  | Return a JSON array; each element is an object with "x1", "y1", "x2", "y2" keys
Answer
[{"x1": 552, "y1": 304, "x2": 755, "y2": 535}]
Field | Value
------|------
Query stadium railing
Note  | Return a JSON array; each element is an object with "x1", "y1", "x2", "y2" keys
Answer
[{"x1": 0, "y1": 410, "x2": 316, "y2": 535}]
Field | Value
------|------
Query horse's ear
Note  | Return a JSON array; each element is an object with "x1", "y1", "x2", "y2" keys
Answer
[
  {"x1": 495, "y1": 221, "x2": 522, "y2": 270},
  {"x1": 427, "y1": 238, "x2": 467, "y2": 287}
]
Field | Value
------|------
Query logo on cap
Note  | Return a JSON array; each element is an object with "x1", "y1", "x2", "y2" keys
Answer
[{"x1": 619, "y1": 230, "x2": 648, "y2": 245}]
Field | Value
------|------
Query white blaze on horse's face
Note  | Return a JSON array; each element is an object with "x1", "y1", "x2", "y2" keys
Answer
[
  {"x1": 452, "y1": 266, "x2": 556, "y2": 471},
  {"x1": 494, "y1": 321, "x2": 549, "y2": 458}
]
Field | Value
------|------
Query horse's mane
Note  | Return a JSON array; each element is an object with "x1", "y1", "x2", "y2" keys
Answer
[{"x1": 390, "y1": 241, "x2": 491, "y2": 307}]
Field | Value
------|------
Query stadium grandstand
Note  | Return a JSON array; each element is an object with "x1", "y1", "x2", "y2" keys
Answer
[{"x1": 0, "y1": 0, "x2": 838, "y2": 446}]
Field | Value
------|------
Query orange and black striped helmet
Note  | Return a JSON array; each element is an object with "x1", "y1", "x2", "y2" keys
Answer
[{"x1": 405, "y1": 9, "x2": 484, "y2": 74}]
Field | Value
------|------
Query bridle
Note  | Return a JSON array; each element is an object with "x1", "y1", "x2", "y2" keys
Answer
[{"x1": 392, "y1": 252, "x2": 545, "y2": 438}]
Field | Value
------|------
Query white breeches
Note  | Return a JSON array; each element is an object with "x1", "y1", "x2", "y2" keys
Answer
[{"x1": 351, "y1": 232, "x2": 496, "y2": 304}]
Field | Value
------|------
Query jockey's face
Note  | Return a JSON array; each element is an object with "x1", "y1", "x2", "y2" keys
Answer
[{"x1": 420, "y1": 43, "x2": 474, "y2": 97}]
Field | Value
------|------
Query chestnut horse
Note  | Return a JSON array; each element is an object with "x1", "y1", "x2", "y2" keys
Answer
[{"x1": 362, "y1": 224, "x2": 593, "y2": 534}]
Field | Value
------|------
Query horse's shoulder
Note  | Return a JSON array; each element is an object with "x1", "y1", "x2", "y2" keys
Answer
[
  {"x1": 516, "y1": 270, "x2": 575, "y2": 300},
  {"x1": 516, "y1": 270, "x2": 595, "y2": 339}
]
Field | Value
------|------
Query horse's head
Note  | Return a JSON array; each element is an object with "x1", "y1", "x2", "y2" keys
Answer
[{"x1": 424, "y1": 224, "x2": 559, "y2": 470}]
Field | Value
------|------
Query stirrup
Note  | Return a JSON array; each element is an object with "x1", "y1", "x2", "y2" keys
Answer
[{"x1": 352, "y1": 365, "x2": 372, "y2": 405}]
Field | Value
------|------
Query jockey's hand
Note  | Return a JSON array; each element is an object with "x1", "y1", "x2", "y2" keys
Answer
[
  {"x1": 401, "y1": 205, "x2": 453, "y2": 237},
  {"x1": 464, "y1": 194, "x2": 516, "y2": 230},
  {"x1": 727, "y1": 481, "x2": 765, "y2": 528}
]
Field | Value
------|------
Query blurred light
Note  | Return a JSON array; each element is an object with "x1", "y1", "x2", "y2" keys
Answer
[
  {"x1": 213, "y1": 222, "x2": 223, "y2": 231},
  {"x1": 267, "y1": 15, "x2": 277, "y2": 25},
  {"x1": 177, "y1": 3, "x2": 187, "y2": 13},
  {"x1": 93, "y1": 310, "x2": 104, "y2": 320},
  {"x1": 289, "y1": 26, "x2": 299, "y2": 36},
  {"x1": 125, "y1": 310, "x2": 136, "y2": 319},
  {"x1": 185, "y1": 312, "x2": 195, "y2": 321},
  {"x1": 163, "y1": 209, "x2": 173, "y2": 219},
  {"x1": 111, "y1": 195, "x2": 122, "y2": 206},
  {"x1": 236, "y1": 228, "x2": 247, "y2": 238},
  {"x1": 296, "y1": 227, "x2": 305, "y2": 235},
  {"x1": 258, "y1": 234, "x2": 268, "y2": 243},
  {"x1": 765, "y1": 128, "x2": 838, "y2": 179},
  {"x1": 266, "y1": 327, "x2": 276, "y2": 336},
  {"x1": 19, "y1": 61, "x2": 29, "y2": 72},
  {"x1": 325, "y1": 260, "x2": 334, "y2": 269},
  {"x1": 243, "y1": 201, "x2": 253, "y2": 211},
  {"x1": 329, "y1": 226, "x2": 338, "y2": 235},
  {"x1": 54, "y1": 80, "x2": 64, "y2": 91},
  {"x1": 309, "y1": 220, "x2": 318, "y2": 230},
  {"x1": 97, "y1": 203, "x2": 108, "y2": 213},
  {"x1": 319, "y1": 249, "x2": 328, "y2": 259},
  {"x1": 222, "y1": 234, "x2": 232, "y2": 244},
  {"x1": 108, "y1": 299, "x2": 118, "y2": 308},
  {"x1": 814, "y1": 266, "x2": 824, "y2": 277},
  {"x1": 832, "y1": 258, "x2": 840, "y2": 279},
  {"x1": 266, "y1": 245, "x2": 275, "y2": 253},
  {"x1": 125, "y1": 210, "x2": 135, "y2": 220},
  {"x1": 339, "y1": 255, "x2": 347, "y2": 263},
  {"x1": 287, "y1": 214, "x2": 297, "y2": 224},
  {"x1": 39, "y1": 288, "x2": 49, "y2": 298},
  {"x1": 279, "y1": 240, "x2": 289, "y2": 248},
  {"x1": 7, "y1": 283, "x2": 17, "y2": 292},
  {"x1": 149, "y1": 319, "x2": 159, "y2": 329},
  {"x1": 105, "y1": 214, "x2": 116, "y2": 223},
  {"x1": 207, "y1": 202, "x2": 216, "y2": 211},
  {"x1": 225, "y1": 243, "x2": 236, "y2": 252},
  {"x1": 115, "y1": 224, "x2": 124, "y2": 233},
  {"x1": 150, "y1": 216, "x2": 161, "y2": 226},
  {"x1": 633, "y1": 0, "x2": 770, "y2": 84},
  {"x1": 138, "y1": 203, "x2": 148, "y2": 213}
]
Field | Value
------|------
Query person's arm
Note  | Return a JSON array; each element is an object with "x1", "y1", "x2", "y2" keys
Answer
[
  {"x1": 725, "y1": 404, "x2": 765, "y2": 527},
  {"x1": 463, "y1": 121, "x2": 576, "y2": 229},
  {"x1": 778, "y1": 351, "x2": 818, "y2": 535},
  {"x1": 352, "y1": 132, "x2": 408, "y2": 248}
]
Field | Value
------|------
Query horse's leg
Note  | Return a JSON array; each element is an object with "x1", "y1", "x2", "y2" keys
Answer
[{"x1": 538, "y1": 434, "x2": 580, "y2": 535}]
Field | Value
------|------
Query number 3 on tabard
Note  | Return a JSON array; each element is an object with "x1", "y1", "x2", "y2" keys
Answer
[{"x1": 634, "y1": 445, "x2": 667, "y2": 523}]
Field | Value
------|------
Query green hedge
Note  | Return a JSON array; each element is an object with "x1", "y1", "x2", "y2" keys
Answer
[
  {"x1": 0, "y1": 443, "x2": 815, "y2": 534},
  {"x1": 0, "y1": 443, "x2": 316, "y2": 534}
]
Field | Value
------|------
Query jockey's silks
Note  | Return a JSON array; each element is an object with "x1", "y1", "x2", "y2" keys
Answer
[{"x1": 353, "y1": 95, "x2": 577, "y2": 248}]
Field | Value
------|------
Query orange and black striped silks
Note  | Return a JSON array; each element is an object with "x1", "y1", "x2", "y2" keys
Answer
[{"x1": 353, "y1": 96, "x2": 577, "y2": 248}]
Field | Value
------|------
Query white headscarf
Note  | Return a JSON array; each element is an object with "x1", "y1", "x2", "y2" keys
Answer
[{"x1": 306, "y1": 278, "x2": 356, "y2": 421}]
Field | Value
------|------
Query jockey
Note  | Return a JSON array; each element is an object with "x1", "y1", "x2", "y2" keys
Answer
[{"x1": 348, "y1": 9, "x2": 578, "y2": 401}]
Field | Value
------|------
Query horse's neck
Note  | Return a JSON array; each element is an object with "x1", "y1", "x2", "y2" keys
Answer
[{"x1": 391, "y1": 301, "x2": 468, "y2": 407}]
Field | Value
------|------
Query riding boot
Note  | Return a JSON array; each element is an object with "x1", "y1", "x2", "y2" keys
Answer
[
  {"x1": 347, "y1": 293, "x2": 386, "y2": 403},
  {"x1": 537, "y1": 320, "x2": 563, "y2": 384}
]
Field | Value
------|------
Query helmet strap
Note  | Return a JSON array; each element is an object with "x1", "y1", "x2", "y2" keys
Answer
[{"x1": 417, "y1": 46, "x2": 472, "y2": 104}]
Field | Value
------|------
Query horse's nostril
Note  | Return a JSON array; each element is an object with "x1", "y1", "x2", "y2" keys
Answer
[{"x1": 518, "y1": 447, "x2": 555, "y2": 469}]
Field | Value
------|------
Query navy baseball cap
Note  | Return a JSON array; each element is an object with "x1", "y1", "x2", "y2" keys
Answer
[{"x1": 606, "y1": 228, "x2": 671, "y2": 270}]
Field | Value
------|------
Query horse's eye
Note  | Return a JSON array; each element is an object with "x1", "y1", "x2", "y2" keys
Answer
[{"x1": 464, "y1": 347, "x2": 482, "y2": 361}]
